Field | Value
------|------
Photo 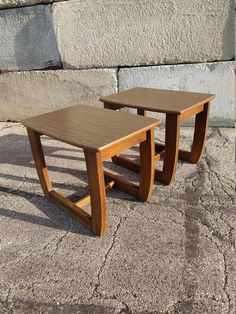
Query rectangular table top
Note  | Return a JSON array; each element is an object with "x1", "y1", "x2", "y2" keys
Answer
[
  {"x1": 22, "y1": 105, "x2": 159, "y2": 152},
  {"x1": 100, "y1": 88, "x2": 215, "y2": 115}
]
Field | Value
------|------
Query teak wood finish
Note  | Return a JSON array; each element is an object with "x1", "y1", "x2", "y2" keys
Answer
[
  {"x1": 100, "y1": 87, "x2": 215, "y2": 185},
  {"x1": 23, "y1": 105, "x2": 159, "y2": 237}
]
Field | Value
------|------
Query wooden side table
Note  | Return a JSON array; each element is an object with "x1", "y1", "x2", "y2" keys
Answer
[
  {"x1": 22, "y1": 105, "x2": 159, "y2": 236},
  {"x1": 100, "y1": 88, "x2": 215, "y2": 185}
]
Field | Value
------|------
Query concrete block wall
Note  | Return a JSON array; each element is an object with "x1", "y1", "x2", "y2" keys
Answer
[
  {"x1": 0, "y1": 5, "x2": 61, "y2": 70},
  {"x1": 0, "y1": 69, "x2": 117, "y2": 120},
  {"x1": 53, "y1": 0, "x2": 234, "y2": 68},
  {"x1": 0, "y1": 0, "x2": 235, "y2": 125}
]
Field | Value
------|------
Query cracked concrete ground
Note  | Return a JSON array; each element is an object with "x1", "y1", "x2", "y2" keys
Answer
[{"x1": 0, "y1": 122, "x2": 235, "y2": 314}]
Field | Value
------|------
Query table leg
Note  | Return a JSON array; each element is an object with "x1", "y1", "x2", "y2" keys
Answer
[
  {"x1": 137, "y1": 109, "x2": 147, "y2": 116},
  {"x1": 138, "y1": 129, "x2": 155, "y2": 202},
  {"x1": 156, "y1": 114, "x2": 180, "y2": 185},
  {"x1": 27, "y1": 128, "x2": 52, "y2": 198},
  {"x1": 109, "y1": 112, "x2": 179, "y2": 185},
  {"x1": 189, "y1": 102, "x2": 210, "y2": 163},
  {"x1": 85, "y1": 151, "x2": 107, "y2": 237}
]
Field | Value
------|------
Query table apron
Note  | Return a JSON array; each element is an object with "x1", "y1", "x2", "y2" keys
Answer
[
  {"x1": 104, "y1": 102, "x2": 206, "y2": 123},
  {"x1": 104, "y1": 102, "x2": 124, "y2": 110},
  {"x1": 100, "y1": 131, "x2": 147, "y2": 160},
  {"x1": 180, "y1": 104, "x2": 204, "y2": 122}
]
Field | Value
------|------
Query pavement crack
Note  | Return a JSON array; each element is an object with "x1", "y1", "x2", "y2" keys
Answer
[
  {"x1": 135, "y1": 210, "x2": 184, "y2": 228},
  {"x1": 222, "y1": 254, "x2": 231, "y2": 314},
  {"x1": 204, "y1": 152, "x2": 234, "y2": 203},
  {"x1": 216, "y1": 128, "x2": 230, "y2": 147},
  {"x1": 216, "y1": 127, "x2": 222, "y2": 138},
  {"x1": 151, "y1": 193, "x2": 172, "y2": 205},
  {"x1": 1, "y1": 287, "x2": 13, "y2": 314},
  {"x1": 203, "y1": 232, "x2": 232, "y2": 314},
  {"x1": 49, "y1": 229, "x2": 70, "y2": 258},
  {"x1": 118, "y1": 301, "x2": 133, "y2": 313},
  {"x1": 92, "y1": 216, "x2": 123, "y2": 299}
]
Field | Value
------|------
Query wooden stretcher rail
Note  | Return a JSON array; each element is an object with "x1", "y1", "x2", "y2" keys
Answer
[
  {"x1": 104, "y1": 170, "x2": 139, "y2": 198},
  {"x1": 74, "y1": 180, "x2": 116, "y2": 207},
  {"x1": 49, "y1": 190, "x2": 92, "y2": 230}
]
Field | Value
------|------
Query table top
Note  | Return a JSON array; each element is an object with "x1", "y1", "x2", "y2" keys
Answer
[
  {"x1": 100, "y1": 88, "x2": 215, "y2": 115},
  {"x1": 22, "y1": 105, "x2": 159, "y2": 152}
]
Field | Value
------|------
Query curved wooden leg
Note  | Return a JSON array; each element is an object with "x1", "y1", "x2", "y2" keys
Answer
[
  {"x1": 27, "y1": 128, "x2": 52, "y2": 198},
  {"x1": 156, "y1": 114, "x2": 180, "y2": 185},
  {"x1": 138, "y1": 129, "x2": 155, "y2": 202},
  {"x1": 85, "y1": 151, "x2": 106, "y2": 237},
  {"x1": 189, "y1": 102, "x2": 210, "y2": 163}
]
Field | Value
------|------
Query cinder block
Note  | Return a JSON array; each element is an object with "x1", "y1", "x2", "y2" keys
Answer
[
  {"x1": 0, "y1": 5, "x2": 61, "y2": 70},
  {"x1": 53, "y1": 0, "x2": 235, "y2": 69},
  {"x1": 0, "y1": 69, "x2": 117, "y2": 121},
  {"x1": 118, "y1": 62, "x2": 236, "y2": 127}
]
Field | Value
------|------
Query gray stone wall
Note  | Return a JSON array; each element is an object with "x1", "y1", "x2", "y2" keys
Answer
[
  {"x1": 0, "y1": 0, "x2": 235, "y2": 125},
  {"x1": 53, "y1": 0, "x2": 234, "y2": 68},
  {"x1": 0, "y1": 69, "x2": 117, "y2": 120},
  {"x1": 0, "y1": 5, "x2": 61, "y2": 70}
]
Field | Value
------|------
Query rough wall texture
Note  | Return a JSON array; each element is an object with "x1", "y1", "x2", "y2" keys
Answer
[
  {"x1": 0, "y1": 5, "x2": 61, "y2": 70},
  {"x1": 0, "y1": 0, "x2": 235, "y2": 124},
  {"x1": 0, "y1": 69, "x2": 117, "y2": 120},
  {"x1": 53, "y1": 0, "x2": 234, "y2": 69},
  {"x1": 119, "y1": 62, "x2": 236, "y2": 127}
]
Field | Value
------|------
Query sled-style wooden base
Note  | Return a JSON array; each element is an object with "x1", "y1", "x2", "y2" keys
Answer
[
  {"x1": 23, "y1": 105, "x2": 159, "y2": 236},
  {"x1": 100, "y1": 87, "x2": 215, "y2": 185}
]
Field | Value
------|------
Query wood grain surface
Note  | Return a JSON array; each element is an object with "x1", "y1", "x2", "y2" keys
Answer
[
  {"x1": 22, "y1": 105, "x2": 160, "y2": 152},
  {"x1": 100, "y1": 87, "x2": 215, "y2": 114}
]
